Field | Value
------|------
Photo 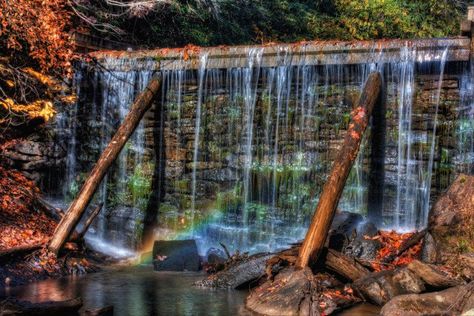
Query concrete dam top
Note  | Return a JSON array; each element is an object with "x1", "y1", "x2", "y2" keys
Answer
[{"x1": 88, "y1": 37, "x2": 471, "y2": 71}]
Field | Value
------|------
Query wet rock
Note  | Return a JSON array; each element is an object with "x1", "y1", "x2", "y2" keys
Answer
[
  {"x1": 245, "y1": 267, "x2": 313, "y2": 316},
  {"x1": 380, "y1": 282, "x2": 474, "y2": 316},
  {"x1": 353, "y1": 268, "x2": 424, "y2": 306},
  {"x1": 421, "y1": 232, "x2": 438, "y2": 264},
  {"x1": 206, "y1": 247, "x2": 227, "y2": 264},
  {"x1": 328, "y1": 211, "x2": 364, "y2": 251},
  {"x1": 344, "y1": 238, "x2": 381, "y2": 262},
  {"x1": 428, "y1": 174, "x2": 474, "y2": 260},
  {"x1": 407, "y1": 260, "x2": 462, "y2": 289},
  {"x1": 153, "y1": 240, "x2": 201, "y2": 272},
  {"x1": 357, "y1": 221, "x2": 378, "y2": 237}
]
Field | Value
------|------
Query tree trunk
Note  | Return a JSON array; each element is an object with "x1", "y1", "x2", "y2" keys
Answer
[
  {"x1": 48, "y1": 74, "x2": 162, "y2": 254},
  {"x1": 296, "y1": 72, "x2": 382, "y2": 268}
]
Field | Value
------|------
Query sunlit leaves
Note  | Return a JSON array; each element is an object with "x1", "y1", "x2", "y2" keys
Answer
[{"x1": 0, "y1": 0, "x2": 74, "y2": 75}]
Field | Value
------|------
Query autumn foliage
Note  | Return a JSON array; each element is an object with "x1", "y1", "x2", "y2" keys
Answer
[
  {"x1": 0, "y1": 165, "x2": 55, "y2": 250},
  {"x1": 366, "y1": 230, "x2": 423, "y2": 272},
  {"x1": 0, "y1": 0, "x2": 74, "y2": 74}
]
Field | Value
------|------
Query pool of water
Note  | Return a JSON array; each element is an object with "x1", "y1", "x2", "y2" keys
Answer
[
  {"x1": 0, "y1": 266, "x2": 380, "y2": 315},
  {"x1": 0, "y1": 266, "x2": 249, "y2": 316}
]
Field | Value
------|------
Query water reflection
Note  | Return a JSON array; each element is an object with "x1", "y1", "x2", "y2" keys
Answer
[{"x1": 0, "y1": 267, "x2": 248, "y2": 316}]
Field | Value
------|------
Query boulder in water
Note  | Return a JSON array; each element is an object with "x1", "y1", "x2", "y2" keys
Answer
[
  {"x1": 152, "y1": 240, "x2": 200, "y2": 272},
  {"x1": 205, "y1": 247, "x2": 227, "y2": 264}
]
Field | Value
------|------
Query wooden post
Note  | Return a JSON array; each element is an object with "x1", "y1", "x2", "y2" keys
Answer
[
  {"x1": 48, "y1": 74, "x2": 162, "y2": 254},
  {"x1": 296, "y1": 72, "x2": 382, "y2": 268}
]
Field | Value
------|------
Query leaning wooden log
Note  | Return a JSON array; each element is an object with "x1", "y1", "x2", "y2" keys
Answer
[
  {"x1": 0, "y1": 297, "x2": 82, "y2": 315},
  {"x1": 76, "y1": 203, "x2": 104, "y2": 239},
  {"x1": 325, "y1": 249, "x2": 370, "y2": 281},
  {"x1": 296, "y1": 72, "x2": 382, "y2": 268},
  {"x1": 49, "y1": 74, "x2": 162, "y2": 254}
]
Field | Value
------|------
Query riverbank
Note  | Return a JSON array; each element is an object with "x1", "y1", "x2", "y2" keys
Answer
[{"x1": 0, "y1": 165, "x2": 104, "y2": 287}]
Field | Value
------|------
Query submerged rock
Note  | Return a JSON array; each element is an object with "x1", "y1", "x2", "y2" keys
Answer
[
  {"x1": 153, "y1": 240, "x2": 200, "y2": 272},
  {"x1": 380, "y1": 282, "x2": 474, "y2": 316}
]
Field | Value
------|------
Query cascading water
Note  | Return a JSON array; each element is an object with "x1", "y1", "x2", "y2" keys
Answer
[
  {"x1": 457, "y1": 63, "x2": 474, "y2": 174},
  {"x1": 56, "y1": 43, "x2": 473, "y2": 256},
  {"x1": 58, "y1": 59, "x2": 155, "y2": 257}
]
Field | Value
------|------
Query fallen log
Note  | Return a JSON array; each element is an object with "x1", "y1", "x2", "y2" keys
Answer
[
  {"x1": 297, "y1": 72, "x2": 382, "y2": 268},
  {"x1": 0, "y1": 297, "x2": 82, "y2": 315},
  {"x1": 325, "y1": 249, "x2": 370, "y2": 281},
  {"x1": 407, "y1": 260, "x2": 462, "y2": 288},
  {"x1": 49, "y1": 74, "x2": 162, "y2": 254},
  {"x1": 195, "y1": 253, "x2": 273, "y2": 289}
]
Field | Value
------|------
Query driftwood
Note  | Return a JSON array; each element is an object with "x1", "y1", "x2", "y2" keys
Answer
[
  {"x1": 407, "y1": 260, "x2": 462, "y2": 288},
  {"x1": 195, "y1": 253, "x2": 273, "y2": 289},
  {"x1": 49, "y1": 74, "x2": 162, "y2": 254},
  {"x1": 0, "y1": 297, "x2": 82, "y2": 315},
  {"x1": 325, "y1": 249, "x2": 370, "y2": 281},
  {"x1": 297, "y1": 72, "x2": 382, "y2": 268}
]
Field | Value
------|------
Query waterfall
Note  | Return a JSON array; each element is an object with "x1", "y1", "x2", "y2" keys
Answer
[
  {"x1": 191, "y1": 52, "x2": 209, "y2": 230},
  {"x1": 56, "y1": 43, "x2": 472, "y2": 256},
  {"x1": 58, "y1": 59, "x2": 155, "y2": 257},
  {"x1": 458, "y1": 63, "x2": 474, "y2": 174}
]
